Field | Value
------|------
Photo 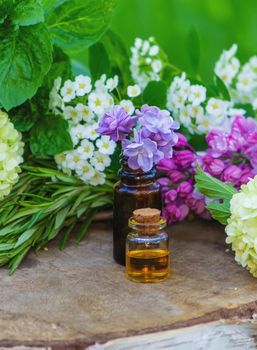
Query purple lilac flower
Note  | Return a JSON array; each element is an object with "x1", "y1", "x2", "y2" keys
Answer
[
  {"x1": 97, "y1": 106, "x2": 138, "y2": 141},
  {"x1": 157, "y1": 137, "x2": 210, "y2": 224},
  {"x1": 136, "y1": 105, "x2": 179, "y2": 157},
  {"x1": 122, "y1": 130, "x2": 163, "y2": 172},
  {"x1": 198, "y1": 115, "x2": 257, "y2": 189}
]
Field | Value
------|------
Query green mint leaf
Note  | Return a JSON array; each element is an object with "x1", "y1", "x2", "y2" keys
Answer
[
  {"x1": 195, "y1": 165, "x2": 237, "y2": 201},
  {"x1": 101, "y1": 30, "x2": 130, "y2": 87},
  {"x1": 0, "y1": 23, "x2": 52, "y2": 110},
  {"x1": 12, "y1": 0, "x2": 44, "y2": 26},
  {"x1": 35, "y1": 45, "x2": 72, "y2": 110},
  {"x1": 89, "y1": 42, "x2": 110, "y2": 81},
  {"x1": 214, "y1": 74, "x2": 231, "y2": 101},
  {"x1": 10, "y1": 102, "x2": 38, "y2": 132},
  {"x1": 207, "y1": 200, "x2": 231, "y2": 225},
  {"x1": 143, "y1": 80, "x2": 167, "y2": 108},
  {"x1": 187, "y1": 27, "x2": 200, "y2": 74},
  {"x1": 30, "y1": 115, "x2": 73, "y2": 156},
  {"x1": 45, "y1": 0, "x2": 117, "y2": 53}
]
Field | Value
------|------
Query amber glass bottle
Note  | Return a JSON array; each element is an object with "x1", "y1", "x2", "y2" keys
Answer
[{"x1": 113, "y1": 157, "x2": 162, "y2": 265}]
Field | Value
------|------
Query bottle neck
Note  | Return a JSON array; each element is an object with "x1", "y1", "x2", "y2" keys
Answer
[{"x1": 119, "y1": 157, "x2": 157, "y2": 186}]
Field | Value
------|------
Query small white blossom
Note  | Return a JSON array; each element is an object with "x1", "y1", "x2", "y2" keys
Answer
[
  {"x1": 188, "y1": 85, "x2": 206, "y2": 106},
  {"x1": 66, "y1": 151, "x2": 84, "y2": 170},
  {"x1": 84, "y1": 123, "x2": 99, "y2": 141},
  {"x1": 74, "y1": 75, "x2": 92, "y2": 96},
  {"x1": 206, "y1": 98, "x2": 229, "y2": 117},
  {"x1": 119, "y1": 99, "x2": 135, "y2": 115},
  {"x1": 127, "y1": 85, "x2": 141, "y2": 98},
  {"x1": 75, "y1": 103, "x2": 94, "y2": 122},
  {"x1": 89, "y1": 171, "x2": 106, "y2": 186},
  {"x1": 149, "y1": 45, "x2": 159, "y2": 56},
  {"x1": 70, "y1": 125, "x2": 88, "y2": 145},
  {"x1": 106, "y1": 76, "x2": 119, "y2": 91},
  {"x1": 91, "y1": 152, "x2": 111, "y2": 171},
  {"x1": 88, "y1": 92, "x2": 108, "y2": 116},
  {"x1": 96, "y1": 136, "x2": 116, "y2": 155},
  {"x1": 151, "y1": 59, "x2": 162, "y2": 73},
  {"x1": 76, "y1": 162, "x2": 95, "y2": 181},
  {"x1": 77, "y1": 139, "x2": 94, "y2": 159},
  {"x1": 63, "y1": 106, "x2": 82, "y2": 124},
  {"x1": 179, "y1": 106, "x2": 192, "y2": 127},
  {"x1": 60, "y1": 80, "x2": 76, "y2": 102}
]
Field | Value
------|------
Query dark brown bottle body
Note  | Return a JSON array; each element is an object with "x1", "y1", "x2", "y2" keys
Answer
[{"x1": 113, "y1": 160, "x2": 162, "y2": 265}]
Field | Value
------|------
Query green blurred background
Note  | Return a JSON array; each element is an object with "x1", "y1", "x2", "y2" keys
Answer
[{"x1": 108, "y1": 0, "x2": 257, "y2": 82}]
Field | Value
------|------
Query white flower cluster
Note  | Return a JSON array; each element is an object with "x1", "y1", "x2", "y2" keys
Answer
[
  {"x1": 166, "y1": 73, "x2": 244, "y2": 134},
  {"x1": 130, "y1": 37, "x2": 164, "y2": 89},
  {"x1": 0, "y1": 110, "x2": 24, "y2": 199},
  {"x1": 226, "y1": 175, "x2": 257, "y2": 278},
  {"x1": 215, "y1": 44, "x2": 257, "y2": 110},
  {"x1": 50, "y1": 74, "x2": 117, "y2": 186}
]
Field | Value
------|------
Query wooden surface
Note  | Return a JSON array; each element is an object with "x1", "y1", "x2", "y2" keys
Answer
[{"x1": 0, "y1": 219, "x2": 257, "y2": 349}]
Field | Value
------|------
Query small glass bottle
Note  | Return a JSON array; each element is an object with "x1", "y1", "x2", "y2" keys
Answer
[
  {"x1": 126, "y1": 208, "x2": 169, "y2": 283},
  {"x1": 113, "y1": 157, "x2": 161, "y2": 266}
]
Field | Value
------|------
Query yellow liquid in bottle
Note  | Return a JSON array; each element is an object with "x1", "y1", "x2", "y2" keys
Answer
[{"x1": 126, "y1": 249, "x2": 170, "y2": 283}]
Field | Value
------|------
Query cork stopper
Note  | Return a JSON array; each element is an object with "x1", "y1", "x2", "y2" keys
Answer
[{"x1": 133, "y1": 208, "x2": 161, "y2": 224}]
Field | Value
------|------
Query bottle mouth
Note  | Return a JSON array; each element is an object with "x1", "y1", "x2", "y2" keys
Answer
[{"x1": 128, "y1": 217, "x2": 167, "y2": 231}]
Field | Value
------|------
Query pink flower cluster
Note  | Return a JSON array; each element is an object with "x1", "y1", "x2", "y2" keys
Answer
[
  {"x1": 157, "y1": 134, "x2": 210, "y2": 224},
  {"x1": 198, "y1": 115, "x2": 257, "y2": 189}
]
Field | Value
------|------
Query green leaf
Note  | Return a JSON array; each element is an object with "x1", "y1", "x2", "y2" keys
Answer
[
  {"x1": 187, "y1": 27, "x2": 200, "y2": 73},
  {"x1": 35, "y1": 45, "x2": 72, "y2": 108},
  {"x1": 188, "y1": 134, "x2": 207, "y2": 151},
  {"x1": 14, "y1": 228, "x2": 36, "y2": 248},
  {"x1": 101, "y1": 30, "x2": 130, "y2": 86},
  {"x1": 0, "y1": 23, "x2": 52, "y2": 110},
  {"x1": 30, "y1": 115, "x2": 73, "y2": 156},
  {"x1": 207, "y1": 200, "x2": 231, "y2": 225},
  {"x1": 45, "y1": 0, "x2": 117, "y2": 53},
  {"x1": 9, "y1": 246, "x2": 30, "y2": 275},
  {"x1": 55, "y1": 205, "x2": 71, "y2": 229},
  {"x1": 195, "y1": 165, "x2": 237, "y2": 201},
  {"x1": 12, "y1": 0, "x2": 44, "y2": 26},
  {"x1": 76, "y1": 210, "x2": 97, "y2": 243},
  {"x1": 143, "y1": 80, "x2": 167, "y2": 108},
  {"x1": 89, "y1": 42, "x2": 111, "y2": 81},
  {"x1": 10, "y1": 102, "x2": 38, "y2": 132},
  {"x1": 214, "y1": 74, "x2": 231, "y2": 101}
]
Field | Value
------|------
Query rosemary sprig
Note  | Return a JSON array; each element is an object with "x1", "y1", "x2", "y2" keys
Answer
[{"x1": 0, "y1": 164, "x2": 115, "y2": 274}]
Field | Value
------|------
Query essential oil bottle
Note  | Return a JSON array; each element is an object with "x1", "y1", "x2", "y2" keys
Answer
[{"x1": 126, "y1": 208, "x2": 169, "y2": 283}]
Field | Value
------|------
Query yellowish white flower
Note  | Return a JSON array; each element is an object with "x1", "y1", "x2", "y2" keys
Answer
[
  {"x1": 106, "y1": 76, "x2": 119, "y2": 91},
  {"x1": 225, "y1": 175, "x2": 257, "y2": 277},
  {"x1": 188, "y1": 85, "x2": 206, "y2": 106},
  {"x1": 89, "y1": 170, "x2": 105, "y2": 186},
  {"x1": 88, "y1": 92, "x2": 108, "y2": 116},
  {"x1": 60, "y1": 80, "x2": 76, "y2": 102},
  {"x1": 96, "y1": 136, "x2": 116, "y2": 155},
  {"x1": 127, "y1": 84, "x2": 141, "y2": 98},
  {"x1": 77, "y1": 139, "x2": 94, "y2": 159},
  {"x1": 84, "y1": 123, "x2": 99, "y2": 141},
  {"x1": 206, "y1": 98, "x2": 230, "y2": 117},
  {"x1": 91, "y1": 152, "x2": 111, "y2": 171},
  {"x1": 75, "y1": 161, "x2": 95, "y2": 181},
  {"x1": 119, "y1": 99, "x2": 135, "y2": 115},
  {"x1": 130, "y1": 37, "x2": 164, "y2": 88},
  {"x1": 0, "y1": 110, "x2": 24, "y2": 199},
  {"x1": 66, "y1": 151, "x2": 84, "y2": 170},
  {"x1": 151, "y1": 59, "x2": 162, "y2": 73},
  {"x1": 74, "y1": 75, "x2": 92, "y2": 96},
  {"x1": 75, "y1": 103, "x2": 94, "y2": 123},
  {"x1": 63, "y1": 106, "x2": 82, "y2": 124},
  {"x1": 70, "y1": 125, "x2": 88, "y2": 145}
]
